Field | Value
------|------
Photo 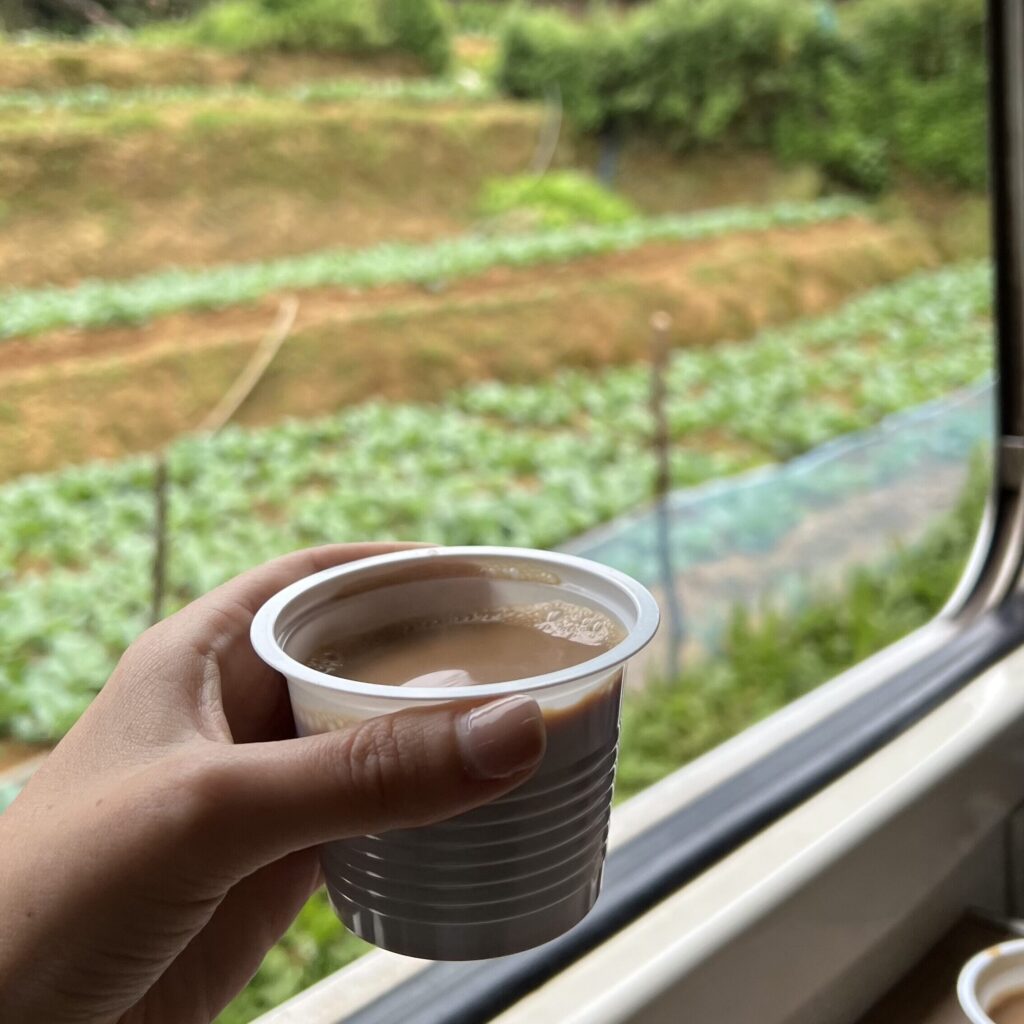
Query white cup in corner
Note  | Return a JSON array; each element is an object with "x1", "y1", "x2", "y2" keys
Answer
[{"x1": 959, "y1": 938, "x2": 1024, "y2": 1023}]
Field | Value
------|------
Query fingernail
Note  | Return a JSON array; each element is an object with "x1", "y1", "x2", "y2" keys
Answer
[{"x1": 457, "y1": 696, "x2": 546, "y2": 780}]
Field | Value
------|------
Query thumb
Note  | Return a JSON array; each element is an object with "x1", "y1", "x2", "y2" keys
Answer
[{"x1": 187, "y1": 695, "x2": 546, "y2": 874}]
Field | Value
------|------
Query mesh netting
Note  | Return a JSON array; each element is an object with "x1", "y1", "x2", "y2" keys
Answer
[{"x1": 563, "y1": 380, "x2": 994, "y2": 657}]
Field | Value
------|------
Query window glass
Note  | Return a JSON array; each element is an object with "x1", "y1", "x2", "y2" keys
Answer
[{"x1": 0, "y1": 0, "x2": 992, "y2": 1018}]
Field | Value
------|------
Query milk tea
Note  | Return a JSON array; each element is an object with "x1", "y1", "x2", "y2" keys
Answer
[
  {"x1": 991, "y1": 993, "x2": 1024, "y2": 1024},
  {"x1": 308, "y1": 600, "x2": 622, "y2": 686}
]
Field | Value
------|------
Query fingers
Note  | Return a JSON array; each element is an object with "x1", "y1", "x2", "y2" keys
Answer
[
  {"x1": 120, "y1": 851, "x2": 322, "y2": 1024},
  {"x1": 181, "y1": 697, "x2": 546, "y2": 875},
  {"x1": 132, "y1": 543, "x2": 427, "y2": 744},
  {"x1": 167, "y1": 542, "x2": 428, "y2": 652}
]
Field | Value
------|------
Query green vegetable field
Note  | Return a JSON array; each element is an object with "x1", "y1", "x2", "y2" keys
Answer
[{"x1": 0, "y1": 262, "x2": 992, "y2": 743}]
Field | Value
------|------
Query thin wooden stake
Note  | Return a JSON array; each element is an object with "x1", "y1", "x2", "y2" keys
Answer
[
  {"x1": 199, "y1": 296, "x2": 299, "y2": 436},
  {"x1": 149, "y1": 296, "x2": 299, "y2": 623},
  {"x1": 650, "y1": 311, "x2": 685, "y2": 679}
]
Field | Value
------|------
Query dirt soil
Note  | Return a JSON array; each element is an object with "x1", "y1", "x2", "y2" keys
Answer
[
  {"x1": 0, "y1": 43, "x2": 424, "y2": 92},
  {"x1": 0, "y1": 216, "x2": 942, "y2": 480}
]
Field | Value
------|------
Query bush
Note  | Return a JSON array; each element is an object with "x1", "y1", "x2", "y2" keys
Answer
[
  {"x1": 497, "y1": 0, "x2": 987, "y2": 193},
  {"x1": 451, "y1": 0, "x2": 509, "y2": 34},
  {"x1": 498, "y1": 0, "x2": 842, "y2": 145},
  {"x1": 776, "y1": 0, "x2": 987, "y2": 191},
  {"x1": 180, "y1": 0, "x2": 452, "y2": 70},
  {"x1": 478, "y1": 170, "x2": 637, "y2": 227},
  {"x1": 379, "y1": 0, "x2": 452, "y2": 74},
  {"x1": 497, "y1": 7, "x2": 613, "y2": 132}
]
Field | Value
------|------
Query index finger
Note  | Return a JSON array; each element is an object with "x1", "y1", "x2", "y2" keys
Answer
[{"x1": 164, "y1": 543, "x2": 428, "y2": 743}]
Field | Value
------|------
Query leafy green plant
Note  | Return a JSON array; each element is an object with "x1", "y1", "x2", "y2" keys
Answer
[
  {"x1": 183, "y1": 0, "x2": 384, "y2": 54},
  {"x1": 0, "y1": 197, "x2": 861, "y2": 340},
  {"x1": 0, "y1": 76, "x2": 490, "y2": 113},
  {"x1": 478, "y1": 170, "x2": 637, "y2": 228}
]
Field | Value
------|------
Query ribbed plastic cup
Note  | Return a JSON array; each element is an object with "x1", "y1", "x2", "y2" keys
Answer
[{"x1": 250, "y1": 546, "x2": 659, "y2": 960}]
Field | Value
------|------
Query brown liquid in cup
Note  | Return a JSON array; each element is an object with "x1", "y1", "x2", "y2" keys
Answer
[
  {"x1": 303, "y1": 598, "x2": 630, "y2": 959},
  {"x1": 308, "y1": 600, "x2": 623, "y2": 686},
  {"x1": 991, "y1": 992, "x2": 1024, "y2": 1024}
]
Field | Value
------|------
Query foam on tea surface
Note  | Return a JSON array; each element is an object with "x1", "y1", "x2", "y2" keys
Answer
[{"x1": 307, "y1": 599, "x2": 623, "y2": 686}]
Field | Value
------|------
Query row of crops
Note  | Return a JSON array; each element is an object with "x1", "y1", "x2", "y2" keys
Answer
[
  {"x1": 0, "y1": 75, "x2": 490, "y2": 113},
  {"x1": 0, "y1": 198, "x2": 861, "y2": 338},
  {"x1": 0, "y1": 261, "x2": 992, "y2": 742}
]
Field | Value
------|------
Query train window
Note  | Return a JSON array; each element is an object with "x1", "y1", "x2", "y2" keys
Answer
[{"x1": 0, "y1": 1, "x2": 1010, "y2": 1022}]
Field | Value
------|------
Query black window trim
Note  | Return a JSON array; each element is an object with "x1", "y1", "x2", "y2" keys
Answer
[{"x1": 340, "y1": 4, "x2": 1024, "y2": 1021}]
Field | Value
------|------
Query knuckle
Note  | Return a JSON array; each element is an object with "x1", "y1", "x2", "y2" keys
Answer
[
  {"x1": 338, "y1": 716, "x2": 424, "y2": 819},
  {"x1": 157, "y1": 752, "x2": 236, "y2": 841}
]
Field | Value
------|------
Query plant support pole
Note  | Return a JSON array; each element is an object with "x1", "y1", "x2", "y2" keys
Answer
[
  {"x1": 148, "y1": 297, "x2": 299, "y2": 624},
  {"x1": 650, "y1": 311, "x2": 684, "y2": 679}
]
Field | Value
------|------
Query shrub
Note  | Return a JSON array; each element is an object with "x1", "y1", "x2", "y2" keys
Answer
[
  {"x1": 451, "y1": 0, "x2": 509, "y2": 34},
  {"x1": 180, "y1": 0, "x2": 452, "y2": 71},
  {"x1": 497, "y1": 0, "x2": 987, "y2": 192},
  {"x1": 776, "y1": 0, "x2": 987, "y2": 191},
  {"x1": 478, "y1": 170, "x2": 638, "y2": 227},
  {"x1": 497, "y1": 7, "x2": 613, "y2": 132},
  {"x1": 379, "y1": 0, "x2": 452, "y2": 74},
  {"x1": 185, "y1": 0, "x2": 383, "y2": 53}
]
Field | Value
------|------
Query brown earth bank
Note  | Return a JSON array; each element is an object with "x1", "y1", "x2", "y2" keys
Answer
[
  {"x1": 0, "y1": 102, "x2": 552, "y2": 287},
  {"x1": 0, "y1": 217, "x2": 942, "y2": 480},
  {"x1": 0, "y1": 42, "x2": 425, "y2": 92},
  {"x1": 0, "y1": 102, "x2": 826, "y2": 287}
]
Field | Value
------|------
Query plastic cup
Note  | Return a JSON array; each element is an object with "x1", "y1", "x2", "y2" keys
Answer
[
  {"x1": 250, "y1": 545, "x2": 659, "y2": 960},
  {"x1": 959, "y1": 939, "x2": 1024, "y2": 1022}
]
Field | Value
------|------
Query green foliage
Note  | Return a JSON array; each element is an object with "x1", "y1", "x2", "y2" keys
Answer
[
  {"x1": 0, "y1": 75, "x2": 490, "y2": 114},
  {"x1": 616, "y1": 453, "x2": 988, "y2": 798},
  {"x1": 214, "y1": 892, "x2": 368, "y2": 1024},
  {"x1": 777, "y1": 0, "x2": 987, "y2": 191},
  {"x1": 498, "y1": 0, "x2": 842, "y2": 143},
  {"x1": 185, "y1": 0, "x2": 384, "y2": 55},
  {"x1": 478, "y1": 170, "x2": 637, "y2": 227},
  {"x1": 497, "y1": 6, "x2": 612, "y2": 132},
  {"x1": 379, "y1": 0, "x2": 451, "y2": 74},
  {"x1": 170, "y1": 0, "x2": 453, "y2": 70},
  {"x1": 0, "y1": 262, "x2": 991, "y2": 742},
  {"x1": 0, "y1": 197, "x2": 860, "y2": 339},
  {"x1": 497, "y1": 0, "x2": 987, "y2": 192},
  {"x1": 451, "y1": 0, "x2": 508, "y2": 34}
]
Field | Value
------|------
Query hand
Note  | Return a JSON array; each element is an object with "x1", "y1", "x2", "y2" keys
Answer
[{"x1": 0, "y1": 544, "x2": 546, "y2": 1024}]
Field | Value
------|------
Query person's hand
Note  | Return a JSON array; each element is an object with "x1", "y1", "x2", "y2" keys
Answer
[{"x1": 0, "y1": 544, "x2": 546, "y2": 1024}]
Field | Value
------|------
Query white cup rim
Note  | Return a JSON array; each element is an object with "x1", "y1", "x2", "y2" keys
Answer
[
  {"x1": 958, "y1": 937, "x2": 1024, "y2": 1023},
  {"x1": 250, "y1": 545, "x2": 661, "y2": 701}
]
